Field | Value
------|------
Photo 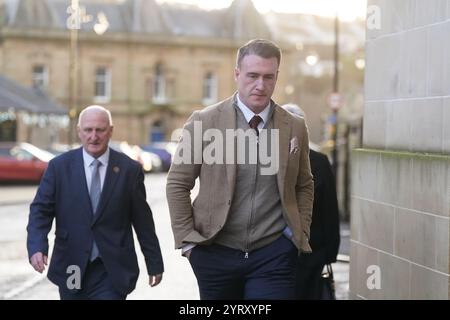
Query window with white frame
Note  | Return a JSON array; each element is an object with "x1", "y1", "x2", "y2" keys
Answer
[
  {"x1": 152, "y1": 63, "x2": 166, "y2": 104},
  {"x1": 32, "y1": 65, "x2": 48, "y2": 89},
  {"x1": 94, "y1": 67, "x2": 111, "y2": 103},
  {"x1": 202, "y1": 71, "x2": 218, "y2": 105}
]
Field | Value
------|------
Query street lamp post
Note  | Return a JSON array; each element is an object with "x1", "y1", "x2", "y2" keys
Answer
[
  {"x1": 68, "y1": 20, "x2": 79, "y2": 144},
  {"x1": 66, "y1": 1, "x2": 108, "y2": 143},
  {"x1": 67, "y1": 0, "x2": 88, "y2": 144},
  {"x1": 331, "y1": 12, "x2": 340, "y2": 179}
]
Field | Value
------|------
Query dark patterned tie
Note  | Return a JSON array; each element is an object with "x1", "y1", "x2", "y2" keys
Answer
[
  {"x1": 248, "y1": 115, "x2": 263, "y2": 136},
  {"x1": 89, "y1": 159, "x2": 102, "y2": 261}
]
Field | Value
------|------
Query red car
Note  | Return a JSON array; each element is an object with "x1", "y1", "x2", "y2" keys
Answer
[{"x1": 0, "y1": 142, "x2": 54, "y2": 183}]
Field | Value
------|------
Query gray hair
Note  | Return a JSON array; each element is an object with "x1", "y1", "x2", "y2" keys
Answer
[
  {"x1": 77, "y1": 105, "x2": 113, "y2": 126},
  {"x1": 281, "y1": 104, "x2": 305, "y2": 118}
]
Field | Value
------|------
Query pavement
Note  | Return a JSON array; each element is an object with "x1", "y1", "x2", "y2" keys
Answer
[
  {"x1": 0, "y1": 176, "x2": 350, "y2": 300},
  {"x1": 0, "y1": 185, "x2": 38, "y2": 206},
  {"x1": 336, "y1": 221, "x2": 350, "y2": 300}
]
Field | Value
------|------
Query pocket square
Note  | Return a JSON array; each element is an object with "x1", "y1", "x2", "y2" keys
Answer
[{"x1": 289, "y1": 137, "x2": 299, "y2": 154}]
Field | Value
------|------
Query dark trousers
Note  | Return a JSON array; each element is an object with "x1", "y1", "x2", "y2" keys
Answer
[
  {"x1": 295, "y1": 250, "x2": 326, "y2": 300},
  {"x1": 59, "y1": 258, "x2": 126, "y2": 300},
  {"x1": 189, "y1": 235, "x2": 298, "y2": 300}
]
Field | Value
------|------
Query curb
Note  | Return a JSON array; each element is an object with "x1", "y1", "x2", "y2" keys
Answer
[
  {"x1": 0, "y1": 200, "x2": 31, "y2": 206},
  {"x1": 2, "y1": 274, "x2": 46, "y2": 300},
  {"x1": 337, "y1": 254, "x2": 350, "y2": 263}
]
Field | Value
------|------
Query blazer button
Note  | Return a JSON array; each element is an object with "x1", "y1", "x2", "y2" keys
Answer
[{"x1": 228, "y1": 200, "x2": 231, "y2": 205}]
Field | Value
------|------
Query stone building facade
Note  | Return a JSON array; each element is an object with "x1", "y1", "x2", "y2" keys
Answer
[
  {"x1": 351, "y1": 0, "x2": 450, "y2": 299},
  {"x1": 0, "y1": 0, "x2": 294, "y2": 145}
]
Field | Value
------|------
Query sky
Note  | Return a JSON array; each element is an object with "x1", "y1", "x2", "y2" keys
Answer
[{"x1": 156, "y1": 0, "x2": 368, "y2": 21}]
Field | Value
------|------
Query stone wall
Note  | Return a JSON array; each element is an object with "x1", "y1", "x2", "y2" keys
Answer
[{"x1": 350, "y1": 0, "x2": 450, "y2": 299}]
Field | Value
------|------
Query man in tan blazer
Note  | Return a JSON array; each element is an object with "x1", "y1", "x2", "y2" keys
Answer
[{"x1": 166, "y1": 39, "x2": 313, "y2": 300}]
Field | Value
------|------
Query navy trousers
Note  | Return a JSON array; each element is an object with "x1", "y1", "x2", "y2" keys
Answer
[
  {"x1": 189, "y1": 235, "x2": 298, "y2": 300},
  {"x1": 59, "y1": 258, "x2": 126, "y2": 300}
]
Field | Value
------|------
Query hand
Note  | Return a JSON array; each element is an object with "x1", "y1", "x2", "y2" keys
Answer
[
  {"x1": 149, "y1": 273, "x2": 163, "y2": 287},
  {"x1": 30, "y1": 252, "x2": 48, "y2": 273}
]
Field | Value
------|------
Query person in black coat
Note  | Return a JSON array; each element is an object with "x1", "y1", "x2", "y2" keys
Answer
[{"x1": 282, "y1": 104, "x2": 340, "y2": 300}]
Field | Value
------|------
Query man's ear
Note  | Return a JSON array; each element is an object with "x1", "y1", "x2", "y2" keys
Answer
[{"x1": 234, "y1": 68, "x2": 240, "y2": 81}]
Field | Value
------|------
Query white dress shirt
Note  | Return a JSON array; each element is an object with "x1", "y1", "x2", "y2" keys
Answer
[
  {"x1": 235, "y1": 94, "x2": 271, "y2": 132},
  {"x1": 82, "y1": 148, "x2": 110, "y2": 193}
]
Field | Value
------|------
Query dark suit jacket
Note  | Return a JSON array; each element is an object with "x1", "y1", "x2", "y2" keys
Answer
[
  {"x1": 27, "y1": 147, "x2": 164, "y2": 295},
  {"x1": 308, "y1": 150, "x2": 340, "y2": 263}
]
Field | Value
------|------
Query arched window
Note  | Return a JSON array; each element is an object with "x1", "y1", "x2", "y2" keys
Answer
[{"x1": 150, "y1": 120, "x2": 165, "y2": 142}]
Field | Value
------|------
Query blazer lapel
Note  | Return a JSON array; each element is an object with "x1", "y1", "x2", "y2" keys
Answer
[
  {"x1": 217, "y1": 96, "x2": 237, "y2": 199},
  {"x1": 72, "y1": 148, "x2": 94, "y2": 220},
  {"x1": 92, "y1": 149, "x2": 120, "y2": 225},
  {"x1": 273, "y1": 106, "x2": 290, "y2": 201}
]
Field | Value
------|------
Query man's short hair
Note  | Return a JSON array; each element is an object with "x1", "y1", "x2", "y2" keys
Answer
[
  {"x1": 78, "y1": 105, "x2": 113, "y2": 126},
  {"x1": 236, "y1": 39, "x2": 281, "y2": 68}
]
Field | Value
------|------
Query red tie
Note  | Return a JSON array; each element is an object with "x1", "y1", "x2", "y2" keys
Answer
[{"x1": 249, "y1": 115, "x2": 262, "y2": 136}]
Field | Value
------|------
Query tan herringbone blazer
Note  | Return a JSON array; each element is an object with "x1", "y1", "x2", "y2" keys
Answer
[{"x1": 166, "y1": 95, "x2": 314, "y2": 252}]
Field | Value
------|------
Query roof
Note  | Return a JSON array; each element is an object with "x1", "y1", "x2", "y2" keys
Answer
[
  {"x1": 0, "y1": 74, "x2": 67, "y2": 114},
  {"x1": 0, "y1": 0, "x2": 364, "y2": 48},
  {"x1": 0, "y1": 0, "x2": 272, "y2": 40}
]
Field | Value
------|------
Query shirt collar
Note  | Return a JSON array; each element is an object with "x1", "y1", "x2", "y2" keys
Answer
[
  {"x1": 236, "y1": 94, "x2": 271, "y2": 125},
  {"x1": 82, "y1": 147, "x2": 110, "y2": 167}
]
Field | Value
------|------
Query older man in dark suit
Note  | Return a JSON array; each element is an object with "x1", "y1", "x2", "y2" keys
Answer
[{"x1": 27, "y1": 105, "x2": 164, "y2": 300}]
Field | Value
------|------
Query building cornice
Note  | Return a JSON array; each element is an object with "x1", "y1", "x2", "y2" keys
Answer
[{"x1": 0, "y1": 27, "x2": 264, "y2": 49}]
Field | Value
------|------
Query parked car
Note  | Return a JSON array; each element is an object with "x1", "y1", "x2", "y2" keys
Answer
[
  {"x1": 0, "y1": 142, "x2": 54, "y2": 182},
  {"x1": 152, "y1": 141, "x2": 177, "y2": 158},
  {"x1": 46, "y1": 143, "x2": 80, "y2": 156},
  {"x1": 140, "y1": 144, "x2": 172, "y2": 172},
  {"x1": 109, "y1": 141, "x2": 162, "y2": 173}
]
